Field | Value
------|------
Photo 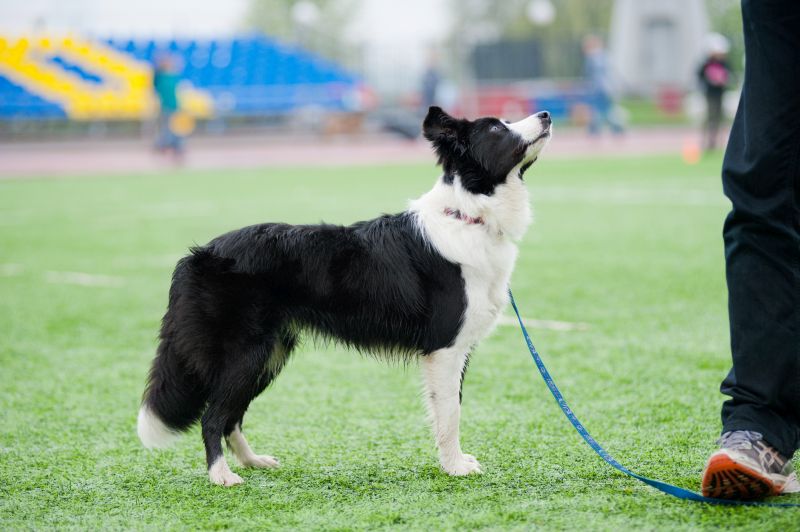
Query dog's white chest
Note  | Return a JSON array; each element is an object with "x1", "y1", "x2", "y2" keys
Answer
[
  {"x1": 456, "y1": 240, "x2": 517, "y2": 348},
  {"x1": 409, "y1": 177, "x2": 530, "y2": 351}
]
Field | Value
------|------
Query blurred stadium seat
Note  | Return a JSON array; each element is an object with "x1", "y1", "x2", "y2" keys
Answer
[{"x1": 0, "y1": 34, "x2": 360, "y2": 121}]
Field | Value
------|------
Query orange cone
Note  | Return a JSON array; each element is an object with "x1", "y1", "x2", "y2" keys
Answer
[{"x1": 682, "y1": 138, "x2": 702, "y2": 165}]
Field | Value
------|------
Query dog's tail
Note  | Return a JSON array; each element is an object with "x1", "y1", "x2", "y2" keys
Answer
[
  {"x1": 137, "y1": 336, "x2": 207, "y2": 449},
  {"x1": 138, "y1": 255, "x2": 210, "y2": 449}
]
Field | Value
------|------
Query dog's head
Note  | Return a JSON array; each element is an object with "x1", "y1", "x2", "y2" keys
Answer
[{"x1": 423, "y1": 106, "x2": 551, "y2": 196}]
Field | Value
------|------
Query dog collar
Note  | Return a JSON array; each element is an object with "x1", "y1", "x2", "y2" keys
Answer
[{"x1": 443, "y1": 207, "x2": 484, "y2": 225}]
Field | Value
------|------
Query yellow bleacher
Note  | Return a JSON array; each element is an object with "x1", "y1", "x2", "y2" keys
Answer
[{"x1": 0, "y1": 35, "x2": 212, "y2": 120}]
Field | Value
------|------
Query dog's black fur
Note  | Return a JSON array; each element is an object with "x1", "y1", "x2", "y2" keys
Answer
[
  {"x1": 140, "y1": 106, "x2": 549, "y2": 477},
  {"x1": 145, "y1": 213, "x2": 467, "y2": 467}
]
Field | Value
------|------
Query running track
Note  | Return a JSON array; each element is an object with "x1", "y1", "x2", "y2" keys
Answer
[{"x1": 0, "y1": 126, "x2": 713, "y2": 178}]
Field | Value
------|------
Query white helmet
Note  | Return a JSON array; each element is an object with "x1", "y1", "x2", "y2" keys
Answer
[{"x1": 705, "y1": 33, "x2": 730, "y2": 55}]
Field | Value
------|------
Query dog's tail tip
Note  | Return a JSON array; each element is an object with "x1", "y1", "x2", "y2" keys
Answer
[{"x1": 137, "y1": 405, "x2": 181, "y2": 450}]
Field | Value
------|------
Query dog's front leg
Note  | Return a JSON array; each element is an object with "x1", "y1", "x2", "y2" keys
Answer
[{"x1": 422, "y1": 349, "x2": 481, "y2": 475}]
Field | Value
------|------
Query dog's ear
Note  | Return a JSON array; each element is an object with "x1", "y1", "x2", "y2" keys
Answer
[
  {"x1": 423, "y1": 106, "x2": 467, "y2": 157},
  {"x1": 422, "y1": 106, "x2": 458, "y2": 141}
]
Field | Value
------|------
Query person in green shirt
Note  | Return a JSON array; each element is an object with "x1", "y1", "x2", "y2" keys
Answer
[{"x1": 153, "y1": 54, "x2": 183, "y2": 157}]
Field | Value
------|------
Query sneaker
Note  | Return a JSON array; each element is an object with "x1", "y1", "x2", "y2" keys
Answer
[{"x1": 702, "y1": 430, "x2": 795, "y2": 499}]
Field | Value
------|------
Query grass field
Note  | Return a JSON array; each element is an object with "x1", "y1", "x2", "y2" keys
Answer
[{"x1": 1, "y1": 154, "x2": 798, "y2": 530}]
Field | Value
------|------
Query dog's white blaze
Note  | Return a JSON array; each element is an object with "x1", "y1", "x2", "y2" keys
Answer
[
  {"x1": 507, "y1": 114, "x2": 548, "y2": 143},
  {"x1": 208, "y1": 456, "x2": 243, "y2": 487},
  {"x1": 508, "y1": 114, "x2": 552, "y2": 171},
  {"x1": 137, "y1": 405, "x2": 180, "y2": 449}
]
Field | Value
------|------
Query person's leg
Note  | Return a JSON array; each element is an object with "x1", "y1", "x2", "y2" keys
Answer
[
  {"x1": 155, "y1": 111, "x2": 171, "y2": 150},
  {"x1": 169, "y1": 129, "x2": 184, "y2": 156},
  {"x1": 719, "y1": 0, "x2": 800, "y2": 461},
  {"x1": 705, "y1": 94, "x2": 722, "y2": 151},
  {"x1": 703, "y1": 0, "x2": 800, "y2": 499},
  {"x1": 587, "y1": 91, "x2": 605, "y2": 136},
  {"x1": 164, "y1": 113, "x2": 181, "y2": 153}
]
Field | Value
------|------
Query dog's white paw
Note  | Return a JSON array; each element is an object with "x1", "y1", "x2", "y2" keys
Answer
[
  {"x1": 241, "y1": 454, "x2": 280, "y2": 469},
  {"x1": 442, "y1": 454, "x2": 482, "y2": 476},
  {"x1": 208, "y1": 459, "x2": 244, "y2": 487},
  {"x1": 209, "y1": 469, "x2": 244, "y2": 487}
]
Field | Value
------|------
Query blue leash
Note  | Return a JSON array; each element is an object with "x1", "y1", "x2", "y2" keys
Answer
[{"x1": 508, "y1": 289, "x2": 800, "y2": 507}]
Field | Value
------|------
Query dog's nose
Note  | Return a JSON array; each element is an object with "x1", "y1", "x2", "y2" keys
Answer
[{"x1": 537, "y1": 111, "x2": 551, "y2": 125}]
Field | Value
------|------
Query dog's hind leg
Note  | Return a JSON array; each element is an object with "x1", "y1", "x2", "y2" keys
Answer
[
  {"x1": 227, "y1": 332, "x2": 295, "y2": 469},
  {"x1": 204, "y1": 408, "x2": 245, "y2": 486},
  {"x1": 203, "y1": 340, "x2": 280, "y2": 486},
  {"x1": 422, "y1": 347, "x2": 481, "y2": 476},
  {"x1": 228, "y1": 425, "x2": 280, "y2": 469}
]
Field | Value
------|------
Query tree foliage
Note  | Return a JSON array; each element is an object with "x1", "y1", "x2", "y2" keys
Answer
[
  {"x1": 244, "y1": 0, "x2": 359, "y2": 64},
  {"x1": 706, "y1": 0, "x2": 743, "y2": 72}
]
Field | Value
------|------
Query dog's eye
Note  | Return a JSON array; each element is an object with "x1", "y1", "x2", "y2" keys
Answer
[{"x1": 491, "y1": 125, "x2": 502, "y2": 132}]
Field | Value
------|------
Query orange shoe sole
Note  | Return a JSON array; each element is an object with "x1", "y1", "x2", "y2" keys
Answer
[{"x1": 702, "y1": 451, "x2": 782, "y2": 500}]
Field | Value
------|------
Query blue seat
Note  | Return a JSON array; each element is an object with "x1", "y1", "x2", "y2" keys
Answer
[
  {"x1": 100, "y1": 34, "x2": 360, "y2": 116},
  {"x1": 0, "y1": 74, "x2": 67, "y2": 119}
]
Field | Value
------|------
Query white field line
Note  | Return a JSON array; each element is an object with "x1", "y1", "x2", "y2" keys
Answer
[
  {"x1": 532, "y1": 186, "x2": 729, "y2": 207},
  {"x1": 496, "y1": 314, "x2": 590, "y2": 332},
  {"x1": 0, "y1": 263, "x2": 25, "y2": 276},
  {"x1": 44, "y1": 271, "x2": 125, "y2": 287}
]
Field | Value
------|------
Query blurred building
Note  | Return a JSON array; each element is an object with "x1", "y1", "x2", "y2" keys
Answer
[{"x1": 609, "y1": 0, "x2": 709, "y2": 95}]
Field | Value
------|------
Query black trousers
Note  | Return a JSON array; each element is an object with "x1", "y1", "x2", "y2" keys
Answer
[
  {"x1": 720, "y1": 0, "x2": 800, "y2": 459},
  {"x1": 704, "y1": 92, "x2": 723, "y2": 151}
]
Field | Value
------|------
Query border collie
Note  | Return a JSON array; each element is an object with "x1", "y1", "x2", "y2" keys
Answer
[{"x1": 137, "y1": 106, "x2": 552, "y2": 486}]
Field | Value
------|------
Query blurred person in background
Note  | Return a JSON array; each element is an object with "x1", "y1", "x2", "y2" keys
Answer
[
  {"x1": 153, "y1": 54, "x2": 184, "y2": 160},
  {"x1": 582, "y1": 34, "x2": 623, "y2": 136},
  {"x1": 701, "y1": 0, "x2": 800, "y2": 500},
  {"x1": 420, "y1": 51, "x2": 441, "y2": 113},
  {"x1": 697, "y1": 34, "x2": 733, "y2": 152}
]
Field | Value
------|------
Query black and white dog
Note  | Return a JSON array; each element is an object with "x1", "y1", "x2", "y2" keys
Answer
[{"x1": 137, "y1": 106, "x2": 552, "y2": 486}]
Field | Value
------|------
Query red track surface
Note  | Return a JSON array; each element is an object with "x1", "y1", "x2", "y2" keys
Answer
[{"x1": 0, "y1": 126, "x2": 711, "y2": 178}]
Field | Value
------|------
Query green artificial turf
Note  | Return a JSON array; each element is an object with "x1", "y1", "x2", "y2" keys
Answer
[{"x1": 1, "y1": 154, "x2": 797, "y2": 530}]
